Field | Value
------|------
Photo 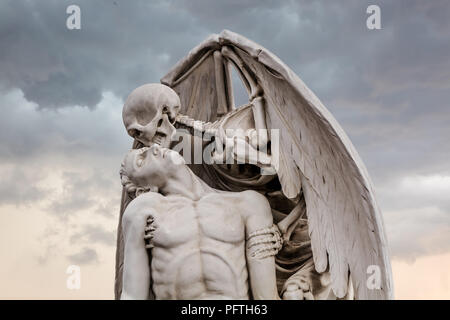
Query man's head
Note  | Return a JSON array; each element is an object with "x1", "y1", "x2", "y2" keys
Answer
[
  {"x1": 120, "y1": 145, "x2": 186, "y2": 197},
  {"x1": 122, "y1": 84, "x2": 181, "y2": 148}
]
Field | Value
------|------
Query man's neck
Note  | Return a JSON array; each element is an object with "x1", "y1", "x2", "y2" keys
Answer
[{"x1": 160, "y1": 166, "x2": 212, "y2": 201}]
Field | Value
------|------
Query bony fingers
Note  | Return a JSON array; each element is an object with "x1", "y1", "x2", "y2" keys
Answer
[
  {"x1": 303, "y1": 292, "x2": 314, "y2": 300},
  {"x1": 282, "y1": 289, "x2": 304, "y2": 300},
  {"x1": 298, "y1": 279, "x2": 310, "y2": 291}
]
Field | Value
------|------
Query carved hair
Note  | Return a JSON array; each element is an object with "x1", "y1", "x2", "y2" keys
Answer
[{"x1": 119, "y1": 155, "x2": 158, "y2": 198}]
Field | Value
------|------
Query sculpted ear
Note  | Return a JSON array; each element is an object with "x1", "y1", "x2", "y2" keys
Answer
[
  {"x1": 135, "y1": 187, "x2": 146, "y2": 197},
  {"x1": 135, "y1": 186, "x2": 158, "y2": 196}
]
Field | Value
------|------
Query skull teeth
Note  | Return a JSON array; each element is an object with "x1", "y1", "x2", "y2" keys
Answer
[{"x1": 152, "y1": 133, "x2": 164, "y2": 145}]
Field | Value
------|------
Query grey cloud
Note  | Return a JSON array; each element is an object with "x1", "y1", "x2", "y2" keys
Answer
[
  {"x1": 36, "y1": 243, "x2": 59, "y2": 265},
  {"x1": 70, "y1": 224, "x2": 115, "y2": 246},
  {"x1": 376, "y1": 173, "x2": 450, "y2": 261},
  {"x1": 175, "y1": 0, "x2": 450, "y2": 182},
  {"x1": 0, "y1": 166, "x2": 50, "y2": 206},
  {"x1": 0, "y1": 89, "x2": 130, "y2": 163},
  {"x1": 1, "y1": 0, "x2": 450, "y2": 263},
  {"x1": 67, "y1": 247, "x2": 99, "y2": 265},
  {"x1": 385, "y1": 207, "x2": 450, "y2": 262},
  {"x1": 47, "y1": 169, "x2": 121, "y2": 220},
  {"x1": 0, "y1": 0, "x2": 204, "y2": 109},
  {"x1": 2, "y1": 1, "x2": 449, "y2": 180},
  {"x1": 95, "y1": 199, "x2": 120, "y2": 218},
  {"x1": 2, "y1": 0, "x2": 449, "y2": 115}
]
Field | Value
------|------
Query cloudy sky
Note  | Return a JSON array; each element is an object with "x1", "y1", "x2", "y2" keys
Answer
[{"x1": 0, "y1": 0, "x2": 449, "y2": 299}]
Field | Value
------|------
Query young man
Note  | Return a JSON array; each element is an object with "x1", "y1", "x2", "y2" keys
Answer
[{"x1": 119, "y1": 145, "x2": 282, "y2": 299}]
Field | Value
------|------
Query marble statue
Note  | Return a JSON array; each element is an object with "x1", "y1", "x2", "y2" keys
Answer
[
  {"x1": 115, "y1": 30, "x2": 393, "y2": 300},
  {"x1": 119, "y1": 145, "x2": 282, "y2": 299}
]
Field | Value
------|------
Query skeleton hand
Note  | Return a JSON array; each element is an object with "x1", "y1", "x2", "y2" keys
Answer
[
  {"x1": 282, "y1": 274, "x2": 314, "y2": 300},
  {"x1": 144, "y1": 215, "x2": 157, "y2": 249},
  {"x1": 247, "y1": 128, "x2": 268, "y2": 151}
]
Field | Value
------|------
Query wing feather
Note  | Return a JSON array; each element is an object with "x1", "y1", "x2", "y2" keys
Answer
[
  {"x1": 218, "y1": 30, "x2": 393, "y2": 299},
  {"x1": 155, "y1": 30, "x2": 393, "y2": 300}
]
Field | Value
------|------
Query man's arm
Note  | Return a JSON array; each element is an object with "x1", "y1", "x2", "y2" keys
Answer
[
  {"x1": 242, "y1": 191, "x2": 282, "y2": 300},
  {"x1": 121, "y1": 194, "x2": 160, "y2": 300}
]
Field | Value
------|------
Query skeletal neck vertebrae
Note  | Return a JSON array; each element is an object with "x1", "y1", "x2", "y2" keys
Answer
[
  {"x1": 174, "y1": 110, "x2": 274, "y2": 172},
  {"x1": 175, "y1": 113, "x2": 221, "y2": 136},
  {"x1": 175, "y1": 104, "x2": 252, "y2": 137}
]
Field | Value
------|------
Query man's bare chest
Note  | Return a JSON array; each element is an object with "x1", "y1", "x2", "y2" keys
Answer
[{"x1": 151, "y1": 195, "x2": 245, "y2": 248}]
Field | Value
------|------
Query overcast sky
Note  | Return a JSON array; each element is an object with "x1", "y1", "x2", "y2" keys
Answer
[{"x1": 0, "y1": 0, "x2": 449, "y2": 299}]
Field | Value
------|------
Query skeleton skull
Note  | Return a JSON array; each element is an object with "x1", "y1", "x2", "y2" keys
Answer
[{"x1": 122, "y1": 84, "x2": 180, "y2": 148}]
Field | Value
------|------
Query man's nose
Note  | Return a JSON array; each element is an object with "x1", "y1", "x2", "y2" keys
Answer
[{"x1": 149, "y1": 145, "x2": 160, "y2": 156}]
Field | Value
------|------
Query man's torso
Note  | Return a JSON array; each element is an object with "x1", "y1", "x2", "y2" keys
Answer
[{"x1": 146, "y1": 192, "x2": 250, "y2": 299}]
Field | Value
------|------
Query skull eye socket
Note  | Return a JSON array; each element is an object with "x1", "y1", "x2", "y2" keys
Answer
[
  {"x1": 128, "y1": 129, "x2": 142, "y2": 139},
  {"x1": 169, "y1": 110, "x2": 177, "y2": 124},
  {"x1": 161, "y1": 105, "x2": 178, "y2": 124}
]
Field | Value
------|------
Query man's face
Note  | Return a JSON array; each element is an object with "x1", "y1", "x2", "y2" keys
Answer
[{"x1": 123, "y1": 145, "x2": 185, "y2": 189}]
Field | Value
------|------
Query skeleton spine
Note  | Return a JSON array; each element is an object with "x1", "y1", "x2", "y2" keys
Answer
[{"x1": 175, "y1": 113, "x2": 220, "y2": 136}]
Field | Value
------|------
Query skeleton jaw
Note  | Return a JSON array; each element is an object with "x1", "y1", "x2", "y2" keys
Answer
[
  {"x1": 151, "y1": 132, "x2": 167, "y2": 147},
  {"x1": 148, "y1": 131, "x2": 172, "y2": 148}
]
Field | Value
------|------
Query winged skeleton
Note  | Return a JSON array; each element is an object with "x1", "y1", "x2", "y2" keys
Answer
[{"x1": 115, "y1": 30, "x2": 393, "y2": 300}]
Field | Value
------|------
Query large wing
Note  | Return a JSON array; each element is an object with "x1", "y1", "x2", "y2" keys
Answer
[
  {"x1": 162, "y1": 34, "x2": 234, "y2": 122},
  {"x1": 161, "y1": 30, "x2": 393, "y2": 299}
]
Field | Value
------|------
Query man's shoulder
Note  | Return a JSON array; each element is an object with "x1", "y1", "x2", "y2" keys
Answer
[
  {"x1": 213, "y1": 189, "x2": 265, "y2": 202},
  {"x1": 126, "y1": 192, "x2": 165, "y2": 211},
  {"x1": 238, "y1": 190, "x2": 267, "y2": 202},
  {"x1": 235, "y1": 190, "x2": 271, "y2": 217}
]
